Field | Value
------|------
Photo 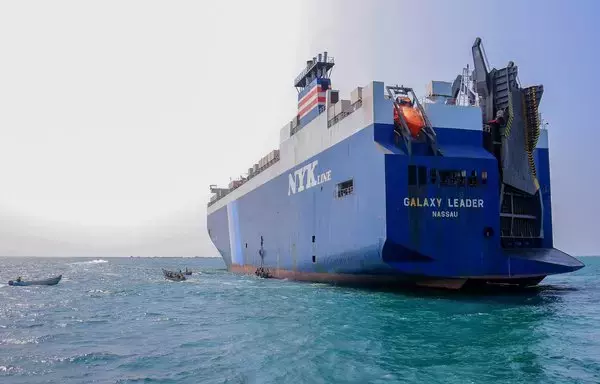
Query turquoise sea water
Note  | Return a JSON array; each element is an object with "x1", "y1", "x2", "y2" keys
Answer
[{"x1": 1, "y1": 256, "x2": 599, "y2": 384}]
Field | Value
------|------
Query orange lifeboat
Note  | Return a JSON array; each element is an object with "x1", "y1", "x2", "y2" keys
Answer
[{"x1": 393, "y1": 97, "x2": 425, "y2": 137}]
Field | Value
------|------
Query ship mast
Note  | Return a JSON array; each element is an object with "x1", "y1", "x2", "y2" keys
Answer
[
  {"x1": 292, "y1": 52, "x2": 335, "y2": 130},
  {"x1": 293, "y1": 52, "x2": 334, "y2": 91}
]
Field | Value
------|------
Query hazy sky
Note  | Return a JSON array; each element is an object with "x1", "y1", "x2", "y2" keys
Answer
[{"x1": 0, "y1": 0, "x2": 598, "y2": 257}]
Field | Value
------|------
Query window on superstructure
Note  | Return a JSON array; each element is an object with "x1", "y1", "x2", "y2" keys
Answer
[
  {"x1": 439, "y1": 171, "x2": 448, "y2": 186},
  {"x1": 458, "y1": 170, "x2": 467, "y2": 186},
  {"x1": 336, "y1": 179, "x2": 354, "y2": 198},
  {"x1": 469, "y1": 171, "x2": 478, "y2": 186},
  {"x1": 439, "y1": 170, "x2": 456, "y2": 186},
  {"x1": 418, "y1": 166, "x2": 427, "y2": 186},
  {"x1": 430, "y1": 168, "x2": 438, "y2": 184},
  {"x1": 408, "y1": 165, "x2": 417, "y2": 186},
  {"x1": 481, "y1": 171, "x2": 488, "y2": 185}
]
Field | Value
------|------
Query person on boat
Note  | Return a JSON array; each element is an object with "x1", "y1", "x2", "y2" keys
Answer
[
  {"x1": 397, "y1": 96, "x2": 412, "y2": 106},
  {"x1": 16, "y1": 276, "x2": 21, "y2": 282}
]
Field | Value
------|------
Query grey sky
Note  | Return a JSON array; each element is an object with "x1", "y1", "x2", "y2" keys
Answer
[{"x1": 0, "y1": 0, "x2": 597, "y2": 257}]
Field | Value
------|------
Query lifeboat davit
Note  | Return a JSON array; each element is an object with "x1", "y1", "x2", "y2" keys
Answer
[{"x1": 393, "y1": 97, "x2": 425, "y2": 137}]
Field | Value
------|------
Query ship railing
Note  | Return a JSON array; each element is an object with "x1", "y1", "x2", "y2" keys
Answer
[
  {"x1": 291, "y1": 104, "x2": 326, "y2": 136},
  {"x1": 293, "y1": 57, "x2": 335, "y2": 87},
  {"x1": 289, "y1": 118, "x2": 300, "y2": 136},
  {"x1": 207, "y1": 153, "x2": 281, "y2": 207},
  {"x1": 327, "y1": 99, "x2": 362, "y2": 128}
]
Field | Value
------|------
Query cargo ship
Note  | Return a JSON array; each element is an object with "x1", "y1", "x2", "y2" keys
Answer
[{"x1": 206, "y1": 38, "x2": 584, "y2": 289}]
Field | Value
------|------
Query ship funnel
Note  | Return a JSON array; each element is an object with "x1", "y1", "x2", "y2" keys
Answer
[
  {"x1": 318, "y1": 53, "x2": 322, "y2": 62},
  {"x1": 323, "y1": 51, "x2": 328, "y2": 62}
]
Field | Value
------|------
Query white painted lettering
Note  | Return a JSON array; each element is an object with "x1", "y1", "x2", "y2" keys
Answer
[
  {"x1": 305, "y1": 160, "x2": 318, "y2": 188},
  {"x1": 406, "y1": 196, "x2": 484, "y2": 219},
  {"x1": 287, "y1": 160, "x2": 332, "y2": 196},
  {"x1": 295, "y1": 167, "x2": 307, "y2": 192},
  {"x1": 288, "y1": 173, "x2": 297, "y2": 196},
  {"x1": 432, "y1": 211, "x2": 459, "y2": 218}
]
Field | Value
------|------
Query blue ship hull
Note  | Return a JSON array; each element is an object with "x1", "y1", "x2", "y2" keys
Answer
[
  {"x1": 206, "y1": 40, "x2": 584, "y2": 289},
  {"x1": 207, "y1": 123, "x2": 583, "y2": 289}
]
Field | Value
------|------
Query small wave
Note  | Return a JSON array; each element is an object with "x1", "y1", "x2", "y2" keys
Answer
[
  {"x1": 116, "y1": 376, "x2": 172, "y2": 383},
  {"x1": 144, "y1": 312, "x2": 164, "y2": 317},
  {"x1": 1, "y1": 336, "x2": 38, "y2": 345},
  {"x1": 0, "y1": 365, "x2": 22, "y2": 374},
  {"x1": 36, "y1": 352, "x2": 126, "y2": 365},
  {"x1": 71, "y1": 259, "x2": 108, "y2": 265},
  {"x1": 69, "y1": 352, "x2": 123, "y2": 364},
  {"x1": 21, "y1": 323, "x2": 44, "y2": 329},
  {"x1": 88, "y1": 289, "x2": 111, "y2": 295}
]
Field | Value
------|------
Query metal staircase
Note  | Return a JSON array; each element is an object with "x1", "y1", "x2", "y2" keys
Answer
[{"x1": 524, "y1": 85, "x2": 543, "y2": 184}]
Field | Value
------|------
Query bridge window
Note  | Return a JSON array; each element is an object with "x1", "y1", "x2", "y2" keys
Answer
[
  {"x1": 336, "y1": 179, "x2": 354, "y2": 198},
  {"x1": 481, "y1": 171, "x2": 488, "y2": 185}
]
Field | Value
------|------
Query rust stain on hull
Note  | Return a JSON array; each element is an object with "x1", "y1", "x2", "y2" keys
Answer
[{"x1": 229, "y1": 264, "x2": 546, "y2": 290}]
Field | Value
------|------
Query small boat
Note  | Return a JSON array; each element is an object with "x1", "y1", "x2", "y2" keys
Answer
[
  {"x1": 254, "y1": 267, "x2": 272, "y2": 279},
  {"x1": 162, "y1": 269, "x2": 186, "y2": 282},
  {"x1": 183, "y1": 268, "x2": 192, "y2": 276},
  {"x1": 8, "y1": 275, "x2": 62, "y2": 286}
]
